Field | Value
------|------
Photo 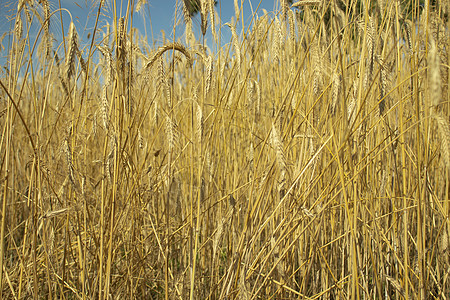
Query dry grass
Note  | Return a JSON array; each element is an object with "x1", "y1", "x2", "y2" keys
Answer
[{"x1": 0, "y1": 0, "x2": 449, "y2": 299}]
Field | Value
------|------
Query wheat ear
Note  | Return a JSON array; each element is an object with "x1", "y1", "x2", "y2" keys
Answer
[
  {"x1": 433, "y1": 112, "x2": 450, "y2": 172},
  {"x1": 429, "y1": 40, "x2": 441, "y2": 108},
  {"x1": 208, "y1": 0, "x2": 216, "y2": 41},
  {"x1": 66, "y1": 22, "x2": 78, "y2": 79},
  {"x1": 291, "y1": 0, "x2": 322, "y2": 7},
  {"x1": 205, "y1": 55, "x2": 213, "y2": 95},
  {"x1": 144, "y1": 43, "x2": 192, "y2": 70},
  {"x1": 195, "y1": 100, "x2": 203, "y2": 145},
  {"x1": 271, "y1": 123, "x2": 287, "y2": 193},
  {"x1": 225, "y1": 21, "x2": 241, "y2": 74}
]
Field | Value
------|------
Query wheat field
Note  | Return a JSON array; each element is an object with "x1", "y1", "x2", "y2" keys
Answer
[{"x1": 0, "y1": 0, "x2": 449, "y2": 299}]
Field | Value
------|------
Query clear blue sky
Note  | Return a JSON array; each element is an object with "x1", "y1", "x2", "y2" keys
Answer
[{"x1": 0, "y1": 0, "x2": 283, "y2": 66}]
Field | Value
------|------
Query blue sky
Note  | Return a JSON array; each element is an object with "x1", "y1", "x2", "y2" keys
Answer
[{"x1": 0, "y1": 0, "x2": 283, "y2": 67}]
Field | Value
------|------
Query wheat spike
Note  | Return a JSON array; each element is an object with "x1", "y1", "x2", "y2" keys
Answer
[
  {"x1": 402, "y1": 21, "x2": 413, "y2": 56},
  {"x1": 255, "y1": 80, "x2": 261, "y2": 118},
  {"x1": 378, "y1": 55, "x2": 388, "y2": 115},
  {"x1": 157, "y1": 57, "x2": 171, "y2": 108},
  {"x1": 429, "y1": 40, "x2": 441, "y2": 108},
  {"x1": 312, "y1": 38, "x2": 321, "y2": 95},
  {"x1": 331, "y1": 72, "x2": 341, "y2": 115},
  {"x1": 234, "y1": 0, "x2": 240, "y2": 21},
  {"x1": 152, "y1": 97, "x2": 159, "y2": 127},
  {"x1": 42, "y1": 207, "x2": 71, "y2": 220},
  {"x1": 440, "y1": 0, "x2": 449, "y2": 15},
  {"x1": 280, "y1": 0, "x2": 288, "y2": 21},
  {"x1": 301, "y1": 206, "x2": 314, "y2": 218},
  {"x1": 14, "y1": 16, "x2": 23, "y2": 42},
  {"x1": 17, "y1": 0, "x2": 26, "y2": 13},
  {"x1": 77, "y1": 47, "x2": 87, "y2": 75},
  {"x1": 195, "y1": 101, "x2": 203, "y2": 144},
  {"x1": 63, "y1": 138, "x2": 75, "y2": 187},
  {"x1": 138, "y1": 129, "x2": 144, "y2": 150},
  {"x1": 225, "y1": 20, "x2": 241, "y2": 74},
  {"x1": 288, "y1": 9, "x2": 296, "y2": 52},
  {"x1": 433, "y1": 112, "x2": 450, "y2": 172},
  {"x1": 205, "y1": 55, "x2": 213, "y2": 95},
  {"x1": 440, "y1": 227, "x2": 448, "y2": 253},
  {"x1": 0, "y1": 109, "x2": 6, "y2": 119},
  {"x1": 98, "y1": 45, "x2": 113, "y2": 87},
  {"x1": 165, "y1": 115, "x2": 178, "y2": 152},
  {"x1": 66, "y1": 22, "x2": 78, "y2": 79},
  {"x1": 182, "y1": 0, "x2": 193, "y2": 27},
  {"x1": 101, "y1": 86, "x2": 109, "y2": 130},
  {"x1": 117, "y1": 17, "x2": 127, "y2": 73},
  {"x1": 291, "y1": 0, "x2": 322, "y2": 7},
  {"x1": 347, "y1": 80, "x2": 358, "y2": 126},
  {"x1": 183, "y1": 0, "x2": 195, "y2": 46},
  {"x1": 385, "y1": 275, "x2": 406, "y2": 297},
  {"x1": 48, "y1": 226, "x2": 55, "y2": 254},
  {"x1": 136, "y1": 0, "x2": 147, "y2": 13},
  {"x1": 41, "y1": 0, "x2": 51, "y2": 58},
  {"x1": 248, "y1": 141, "x2": 254, "y2": 164},
  {"x1": 185, "y1": 18, "x2": 195, "y2": 47},
  {"x1": 271, "y1": 123, "x2": 287, "y2": 193},
  {"x1": 206, "y1": 150, "x2": 214, "y2": 183},
  {"x1": 200, "y1": 0, "x2": 208, "y2": 36},
  {"x1": 144, "y1": 42, "x2": 192, "y2": 70},
  {"x1": 364, "y1": 16, "x2": 376, "y2": 90},
  {"x1": 208, "y1": 0, "x2": 216, "y2": 41},
  {"x1": 378, "y1": 0, "x2": 385, "y2": 16},
  {"x1": 272, "y1": 17, "x2": 281, "y2": 63},
  {"x1": 213, "y1": 218, "x2": 224, "y2": 258},
  {"x1": 271, "y1": 124, "x2": 286, "y2": 171}
]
